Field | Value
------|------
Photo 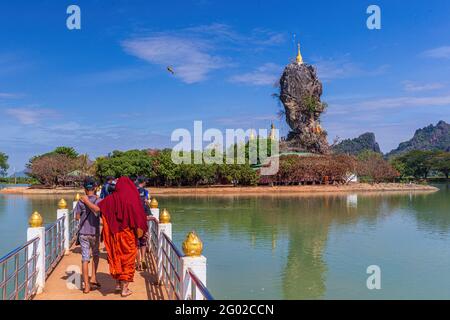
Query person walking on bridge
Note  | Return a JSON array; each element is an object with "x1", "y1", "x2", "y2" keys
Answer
[
  {"x1": 74, "y1": 177, "x2": 101, "y2": 294},
  {"x1": 80, "y1": 176, "x2": 148, "y2": 297},
  {"x1": 135, "y1": 176, "x2": 151, "y2": 271}
]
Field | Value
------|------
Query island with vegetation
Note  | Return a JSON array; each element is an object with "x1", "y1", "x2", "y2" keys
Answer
[
  {"x1": 0, "y1": 140, "x2": 446, "y2": 195},
  {"x1": 1, "y1": 47, "x2": 448, "y2": 195}
]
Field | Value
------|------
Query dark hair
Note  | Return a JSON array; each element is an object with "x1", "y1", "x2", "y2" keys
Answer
[
  {"x1": 107, "y1": 180, "x2": 117, "y2": 194},
  {"x1": 83, "y1": 177, "x2": 97, "y2": 191},
  {"x1": 136, "y1": 176, "x2": 146, "y2": 185},
  {"x1": 105, "y1": 176, "x2": 114, "y2": 182}
]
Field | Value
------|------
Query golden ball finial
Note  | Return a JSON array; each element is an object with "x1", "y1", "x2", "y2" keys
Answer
[
  {"x1": 182, "y1": 231, "x2": 203, "y2": 257},
  {"x1": 74, "y1": 193, "x2": 81, "y2": 201},
  {"x1": 58, "y1": 198, "x2": 68, "y2": 209},
  {"x1": 150, "y1": 198, "x2": 158, "y2": 209},
  {"x1": 159, "y1": 208, "x2": 171, "y2": 223},
  {"x1": 29, "y1": 211, "x2": 43, "y2": 228}
]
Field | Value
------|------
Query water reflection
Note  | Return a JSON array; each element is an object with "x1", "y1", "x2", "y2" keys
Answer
[
  {"x1": 0, "y1": 186, "x2": 449, "y2": 299},
  {"x1": 161, "y1": 188, "x2": 445, "y2": 299},
  {"x1": 0, "y1": 194, "x2": 73, "y2": 254}
]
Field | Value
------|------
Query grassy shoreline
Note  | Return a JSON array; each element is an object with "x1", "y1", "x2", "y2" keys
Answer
[{"x1": 0, "y1": 183, "x2": 439, "y2": 196}]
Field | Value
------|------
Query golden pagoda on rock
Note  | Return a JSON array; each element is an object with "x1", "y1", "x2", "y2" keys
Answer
[{"x1": 296, "y1": 43, "x2": 303, "y2": 65}]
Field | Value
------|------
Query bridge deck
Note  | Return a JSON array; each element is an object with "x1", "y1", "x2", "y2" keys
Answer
[{"x1": 34, "y1": 245, "x2": 168, "y2": 300}]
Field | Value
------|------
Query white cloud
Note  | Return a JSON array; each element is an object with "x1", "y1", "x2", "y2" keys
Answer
[
  {"x1": 422, "y1": 46, "x2": 450, "y2": 59},
  {"x1": 323, "y1": 92, "x2": 450, "y2": 153},
  {"x1": 184, "y1": 24, "x2": 285, "y2": 47},
  {"x1": 122, "y1": 35, "x2": 224, "y2": 84},
  {"x1": 121, "y1": 24, "x2": 285, "y2": 84},
  {"x1": 314, "y1": 58, "x2": 389, "y2": 81},
  {"x1": 326, "y1": 93, "x2": 450, "y2": 117},
  {"x1": 358, "y1": 95, "x2": 450, "y2": 110},
  {"x1": 229, "y1": 63, "x2": 282, "y2": 86},
  {"x1": 0, "y1": 92, "x2": 20, "y2": 99},
  {"x1": 5, "y1": 108, "x2": 57, "y2": 125},
  {"x1": 402, "y1": 81, "x2": 445, "y2": 92}
]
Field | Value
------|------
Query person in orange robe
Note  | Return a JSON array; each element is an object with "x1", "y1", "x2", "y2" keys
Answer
[{"x1": 81, "y1": 176, "x2": 148, "y2": 297}]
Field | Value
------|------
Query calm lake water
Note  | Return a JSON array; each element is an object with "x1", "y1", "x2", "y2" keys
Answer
[{"x1": 1, "y1": 184, "x2": 450, "y2": 299}]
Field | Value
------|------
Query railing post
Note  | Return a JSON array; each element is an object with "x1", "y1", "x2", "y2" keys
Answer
[
  {"x1": 157, "y1": 208, "x2": 172, "y2": 283},
  {"x1": 73, "y1": 193, "x2": 80, "y2": 210},
  {"x1": 27, "y1": 211, "x2": 45, "y2": 295},
  {"x1": 57, "y1": 199, "x2": 70, "y2": 255},
  {"x1": 150, "y1": 198, "x2": 160, "y2": 220},
  {"x1": 181, "y1": 232, "x2": 207, "y2": 300},
  {"x1": 151, "y1": 208, "x2": 160, "y2": 220}
]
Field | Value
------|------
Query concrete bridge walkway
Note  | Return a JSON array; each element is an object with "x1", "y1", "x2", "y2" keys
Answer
[{"x1": 34, "y1": 244, "x2": 168, "y2": 300}]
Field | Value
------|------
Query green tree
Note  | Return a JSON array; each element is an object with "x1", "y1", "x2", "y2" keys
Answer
[
  {"x1": 53, "y1": 146, "x2": 79, "y2": 159},
  {"x1": 151, "y1": 149, "x2": 179, "y2": 186},
  {"x1": 389, "y1": 158, "x2": 408, "y2": 179},
  {"x1": 244, "y1": 137, "x2": 274, "y2": 165},
  {"x1": 0, "y1": 152, "x2": 9, "y2": 177},
  {"x1": 27, "y1": 146, "x2": 79, "y2": 169},
  {"x1": 396, "y1": 150, "x2": 435, "y2": 179},
  {"x1": 217, "y1": 163, "x2": 259, "y2": 186},
  {"x1": 357, "y1": 150, "x2": 381, "y2": 162},
  {"x1": 431, "y1": 152, "x2": 450, "y2": 179},
  {"x1": 95, "y1": 149, "x2": 153, "y2": 180}
]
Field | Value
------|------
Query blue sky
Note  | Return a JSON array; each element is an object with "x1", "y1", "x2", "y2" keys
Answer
[{"x1": 0, "y1": 0, "x2": 449, "y2": 171}]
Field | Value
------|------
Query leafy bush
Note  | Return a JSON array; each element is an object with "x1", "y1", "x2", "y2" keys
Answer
[
  {"x1": 356, "y1": 151, "x2": 399, "y2": 183},
  {"x1": 259, "y1": 154, "x2": 357, "y2": 185},
  {"x1": 27, "y1": 147, "x2": 93, "y2": 187}
]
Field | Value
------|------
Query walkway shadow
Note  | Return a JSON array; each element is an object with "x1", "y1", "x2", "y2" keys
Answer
[
  {"x1": 142, "y1": 251, "x2": 167, "y2": 300},
  {"x1": 59, "y1": 246, "x2": 117, "y2": 297},
  {"x1": 56, "y1": 244, "x2": 168, "y2": 299},
  {"x1": 95, "y1": 272, "x2": 120, "y2": 297}
]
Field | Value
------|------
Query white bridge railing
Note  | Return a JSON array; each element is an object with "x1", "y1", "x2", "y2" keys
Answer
[
  {"x1": 0, "y1": 196, "x2": 213, "y2": 300},
  {"x1": 0, "y1": 237, "x2": 40, "y2": 300},
  {"x1": 148, "y1": 210, "x2": 213, "y2": 300},
  {"x1": 0, "y1": 200, "x2": 74, "y2": 300},
  {"x1": 44, "y1": 216, "x2": 66, "y2": 277}
]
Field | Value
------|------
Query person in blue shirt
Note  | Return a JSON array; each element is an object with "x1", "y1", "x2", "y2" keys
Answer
[
  {"x1": 135, "y1": 177, "x2": 151, "y2": 271},
  {"x1": 100, "y1": 176, "x2": 115, "y2": 199}
]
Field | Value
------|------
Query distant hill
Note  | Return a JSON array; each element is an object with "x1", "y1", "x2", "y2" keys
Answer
[
  {"x1": 386, "y1": 120, "x2": 450, "y2": 158},
  {"x1": 332, "y1": 132, "x2": 381, "y2": 156}
]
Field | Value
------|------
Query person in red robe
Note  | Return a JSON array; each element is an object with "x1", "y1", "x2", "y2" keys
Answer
[{"x1": 80, "y1": 176, "x2": 148, "y2": 297}]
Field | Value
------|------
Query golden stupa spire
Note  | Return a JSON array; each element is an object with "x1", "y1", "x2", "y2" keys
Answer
[
  {"x1": 249, "y1": 129, "x2": 256, "y2": 141},
  {"x1": 296, "y1": 42, "x2": 303, "y2": 65}
]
